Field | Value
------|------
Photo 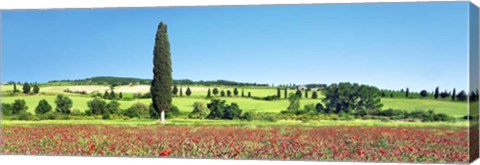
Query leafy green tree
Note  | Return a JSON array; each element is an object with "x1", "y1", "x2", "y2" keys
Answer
[
  {"x1": 88, "y1": 98, "x2": 107, "y2": 115},
  {"x1": 23, "y1": 82, "x2": 31, "y2": 94},
  {"x1": 35, "y1": 99, "x2": 52, "y2": 115},
  {"x1": 295, "y1": 90, "x2": 302, "y2": 98},
  {"x1": 55, "y1": 94, "x2": 73, "y2": 114},
  {"x1": 221, "y1": 90, "x2": 226, "y2": 97},
  {"x1": 390, "y1": 93, "x2": 394, "y2": 98},
  {"x1": 119, "y1": 92, "x2": 123, "y2": 99},
  {"x1": 212, "y1": 88, "x2": 219, "y2": 96},
  {"x1": 322, "y1": 82, "x2": 383, "y2": 114},
  {"x1": 248, "y1": 92, "x2": 251, "y2": 97},
  {"x1": 106, "y1": 100, "x2": 121, "y2": 114},
  {"x1": 434, "y1": 87, "x2": 439, "y2": 99},
  {"x1": 222, "y1": 103, "x2": 242, "y2": 120},
  {"x1": 451, "y1": 88, "x2": 456, "y2": 101},
  {"x1": 151, "y1": 22, "x2": 173, "y2": 124},
  {"x1": 420, "y1": 90, "x2": 428, "y2": 98},
  {"x1": 12, "y1": 99, "x2": 28, "y2": 114},
  {"x1": 207, "y1": 88, "x2": 211, "y2": 97},
  {"x1": 457, "y1": 90, "x2": 467, "y2": 101},
  {"x1": 125, "y1": 102, "x2": 149, "y2": 118},
  {"x1": 381, "y1": 91, "x2": 385, "y2": 97},
  {"x1": 172, "y1": 85, "x2": 179, "y2": 96},
  {"x1": 227, "y1": 90, "x2": 232, "y2": 97},
  {"x1": 33, "y1": 84, "x2": 40, "y2": 94},
  {"x1": 188, "y1": 102, "x2": 209, "y2": 119},
  {"x1": 206, "y1": 99, "x2": 226, "y2": 119},
  {"x1": 233, "y1": 88, "x2": 239, "y2": 96},
  {"x1": 186, "y1": 87, "x2": 192, "y2": 96},
  {"x1": 240, "y1": 112, "x2": 253, "y2": 121},
  {"x1": 311, "y1": 91, "x2": 318, "y2": 99}
]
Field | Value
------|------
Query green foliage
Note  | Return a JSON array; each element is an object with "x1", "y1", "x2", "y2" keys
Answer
[
  {"x1": 405, "y1": 88, "x2": 409, "y2": 98},
  {"x1": 55, "y1": 94, "x2": 73, "y2": 114},
  {"x1": 106, "y1": 100, "x2": 121, "y2": 115},
  {"x1": 33, "y1": 84, "x2": 40, "y2": 94},
  {"x1": 220, "y1": 90, "x2": 226, "y2": 97},
  {"x1": 233, "y1": 88, "x2": 239, "y2": 96},
  {"x1": 186, "y1": 87, "x2": 192, "y2": 96},
  {"x1": 206, "y1": 99, "x2": 242, "y2": 120},
  {"x1": 124, "y1": 102, "x2": 149, "y2": 118},
  {"x1": 35, "y1": 99, "x2": 52, "y2": 115},
  {"x1": 179, "y1": 87, "x2": 183, "y2": 96},
  {"x1": 110, "y1": 90, "x2": 116, "y2": 99},
  {"x1": 173, "y1": 85, "x2": 178, "y2": 96},
  {"x1": 227, "y1": 90, "x2": 232, "y2": 97},
  {"x1": 420, "y1": 90, "x2": 428, "y2": 98},
  {"x1": 212, "y1": 88, "x2": 219, "y2": 96},
  {"x1": 2, "y1": 103, "x2": 13, "y2": 116},
  {"x1": 451, "y1": 88, "x2": 456, "y2": 101},
  {"x1": 286, "y1": 93, "x2": 301, "y2": 113},
  {"x1": 207, "y1": 88, "x2": 212, "y2": 97},
  {"x1": 248, "y1": 92, "x2": 251, "y2": 97},
  {"x1": 295, "y1": 90, "x2": 302, "y2": 98},
  {"x1": 277, "y1": 88, "x2": 281, "y2": 98},
  {"x1": 322, "y1": 82, "x2": 383, "y2": 114},
  {"x1": 23, "y1": 82, "x2": 31, "y2": 94},
  {"x1": 103, "y1": 90, "x2": 109, "y2": 99},
  {"x1": 12, "y1": 99, "x2": 28, "y2": 114},
  {"x1": 166, "y1": 105, "x2": 181, "y2": 118},
  {"x1": 188, "y1": 102, "x2": 209, "y2": 119},
  {"x1": 12, "y1": 111, "x2": 34, "y2": 120},
  {"x1": 151, "y1": 22, "x2": 173, "y2": 117},
  {"x1": 311, "y1": 91, "x2": 318, "y2": 99},
  {"x1": 13, "y1": 83, "x2": 17, "y2": 94},
  {"x1": 284, "y1": 88, "x2": 288, "y2": 99},
  {"x1": 457, "y1": 90, "x2": 467, "y2": 101},
  {"x1": 119, "y1": 92, "x2": 123, "y2": 99},
  {"x1": 87, "y1": 98, "x2": 107, "y2": 115},
  {"x1": 434, "y1": 87, "x2": 439, "y2": 99}
]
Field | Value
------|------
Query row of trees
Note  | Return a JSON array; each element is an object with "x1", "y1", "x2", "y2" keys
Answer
[
  {"x1": 2, "y1": 94, "x2": 73, "y2": 119},
  {"x1": 172, "y1": 85, "x2": 192, "y2": 96},
  {"x1": 9, "y1": 82, "x2": 40, "y2": 94},
  {"x1": 381, "y1": 87, "x2": 477, "y2": 102},
  {"x1": 206, "y1": 88, "x2": 251, "y2": 98}
]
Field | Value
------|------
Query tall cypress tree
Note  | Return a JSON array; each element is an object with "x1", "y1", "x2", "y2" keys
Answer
[
  {"x1": 284, "y1": 88, "x2": 288, "y2": 99},
  {"x1": 434, "y1": 87, "x2": 439, "y2": 99},
  {"x1": 151, "y1": 22, "x2": 173, "y2": 124},
  {"x1": 452, "y1": 88, "x2": 456, "y2": 101},
  {"x1": 233, "y1": 88, "x2": 239, "y2": 96},
  {"x1": 13, "y1": 82, "x2": 17, "y2": 94},
  {"x1": 172, "y1": 85, "x2": 178, "y2": 96},
  {"x1": 241, "y1": 89, "x2": 245, "y2": 97},
  {"x1": 305, "y1": 90, "x2": 308, "y2": 98},
  {"x1": 207, "y1": 88, "x2": 211, "y2": 97},
  {"x1": 186, "y1": 87, "x2": 192, "y2": 96},
  {"x1": 179, "y1": 87, "x2": 183, "y2": 97},
  {"x1": 277, "y1": 88, "x2": 281, "y2": 98}
]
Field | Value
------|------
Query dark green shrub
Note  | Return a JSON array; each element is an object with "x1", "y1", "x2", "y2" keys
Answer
[
  {"x1": 188, "y1": 102, "x2": 209, "y2": 119},
  {"x1": 2, "y1": 103, "x2": 13, "y2": 116},
  {"x1": 35, "y1": 99, "x2": 52, "y2": 115},
  {"x1": 87, "y1": 98, "x2": 107, "y2": 115}
]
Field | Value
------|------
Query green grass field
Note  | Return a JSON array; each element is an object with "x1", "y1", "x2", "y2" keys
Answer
[{"x1": 1, "y1": 85, "x2": 469, "y2": 118}]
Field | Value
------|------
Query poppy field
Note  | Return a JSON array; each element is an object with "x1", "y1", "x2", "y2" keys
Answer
[{"x1": 0, "y1": 125, "x2": 469, "y2": 163}]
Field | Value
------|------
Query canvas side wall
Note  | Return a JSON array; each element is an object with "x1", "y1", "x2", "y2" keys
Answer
[{"x1": 469, "y1": 2, "x2": 480, "y2": 163}]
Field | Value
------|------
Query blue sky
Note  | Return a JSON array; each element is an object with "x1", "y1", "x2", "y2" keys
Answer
[{"x1": 1, "y1": 2, "x2": 470, "y2": 92}]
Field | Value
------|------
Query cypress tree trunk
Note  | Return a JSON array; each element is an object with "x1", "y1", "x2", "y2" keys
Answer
[{"x1": 151, "y1": 22, "x2": 172, "y2": 124}]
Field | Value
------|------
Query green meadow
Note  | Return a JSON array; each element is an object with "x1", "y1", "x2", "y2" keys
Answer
[{"x1": 1, "y1": 84, "x2": 469, "y2": 118}]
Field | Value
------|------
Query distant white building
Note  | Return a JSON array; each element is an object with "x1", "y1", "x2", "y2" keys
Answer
[{"x1": 298, "y1": 85, "x2": 308, "y2": 90}]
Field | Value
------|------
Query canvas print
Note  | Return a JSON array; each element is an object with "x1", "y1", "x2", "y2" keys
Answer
[{"x1": 1, "y1": 1, "x2": 479, "y2": 164}]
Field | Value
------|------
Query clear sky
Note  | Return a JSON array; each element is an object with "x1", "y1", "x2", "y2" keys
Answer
[{"x1": 1, "y1": 2, "x2": 470, "y2": 92}]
